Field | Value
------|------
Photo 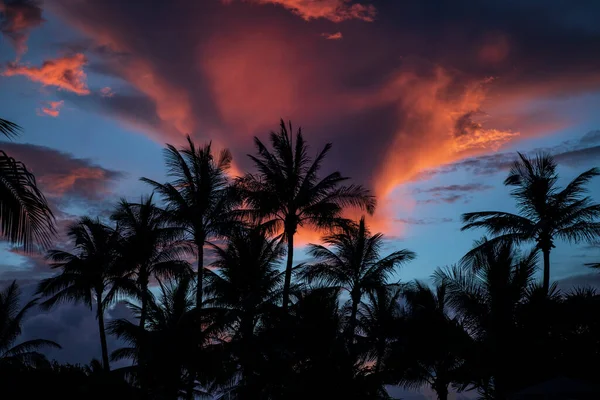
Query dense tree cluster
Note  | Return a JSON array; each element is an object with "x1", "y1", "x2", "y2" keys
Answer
[{"x1": 1, "y1": 119, "x2": 599, "y2": 399}]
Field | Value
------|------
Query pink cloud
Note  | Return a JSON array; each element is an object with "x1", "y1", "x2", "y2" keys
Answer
[
  {"x1": 2, "y1": 53, "x2": 90, "y2": 95},
  {"x1": 227, "y1": 0, "x2": 376, "y2": 22},
  {"x1": 100, "y1": 86, "x2": 114, "y2": 97},
  {"x1": 37, "y1": 100, "x2": 64, "y2": 117},
  {"x1": 321, "y1": 31, "x2": 343, "y2": 40}
]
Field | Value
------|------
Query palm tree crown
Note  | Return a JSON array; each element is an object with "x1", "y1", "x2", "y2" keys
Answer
[
  {"x1": 0, "y1": 281, "x2": 60, "y2": 368},
  {"x1": 240, "y1": 120, "x2": 376, "y2": 311},
  {"x1": 0, "y1": 117, "x2": 55, "y2": 251},
  {"x1": 301, "y1": 217, "x2": 415, "y2": 342},
  {"x1": 142, "y1": 137, "x2": 237, "y2": 309},
  {"x1": 461, "y1": 152, "x2": 600, "y2": 293}
]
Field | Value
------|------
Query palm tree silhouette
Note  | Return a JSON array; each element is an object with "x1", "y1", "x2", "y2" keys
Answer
[
  {"x1": 0, "y1": 117, "x2": 55, "y2": 251},
  {"x1": 240, "y1": 120, "x2": 376, "y2": 311},
  {"x1": 36, "y1": 217, "x2": 135, "y2": 372},
  {"x1": 109, "y1": 276, "x2": 211, "y2": 399},
  {"x1": 0, "y1": 281, "x2": 60, "y2": 367},
  {"x1": 387, "y1": 281, "x2": 469, "y2": 400},
  {"x1": 205, "y1": 223, "x2": 285, "y2": 398},
  {"x1": 461, "y1": 152, "x2": 600, "y2": 293},
  {"x1": 142, "y1": 138, "x2": 237, "y2": 309},
  {"x1": 111, "y1": 195, "x2": 193, "y2": 330},
  {"x1": 434, "y1": 239, "x2": 538, "y2": 398},
  {"x1": 356, "y1": 284, "x2": 403, "y2": 373},
  {"x1": 301, "y1": 217, "x2": 414, "y2": 343}
]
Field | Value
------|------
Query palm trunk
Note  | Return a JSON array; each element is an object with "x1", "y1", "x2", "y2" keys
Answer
[
  {"x1": 196, "y1": 241, "x2": 204, "y2": 309},
  {"x1": 139, "y1": 275, "x2": 149, "y2": 399},
  {"x1": 282, "y1": 232, "x2": 294, "y2": 312},
  {"x1": 96, "y1": 290, "x2": 110, "y2": 372},
  {"x1": 349, "y1": 292, "x2": 359, "y2": 340},
  {"x1": 434, "y1": 384, "x2": 448, "y2": 400},
  {"x1": 187, "y1": 238, "x2": 205, "y2": 400},
  {"x1": 542, "y1": 248, "x2": 551, "y2": 294}
]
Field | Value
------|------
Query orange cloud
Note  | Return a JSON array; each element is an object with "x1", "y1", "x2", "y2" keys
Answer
[
  {"x1": 321, "y1": 31, "x2": 343, "y2": 40},
  {"x1": 37, "y1": 100, "x2": 64, "y2": 117},
  {"x1": 227, "y1": 0, "x2": 376, "y2": 22},
  {"x1": 0, "y1": 0, "x2": 44, "y2": 57},
  {"x1": 2, "y1": 53, "x2": 90, "y2": 95},
  {"x1": 367, "y1": 65, "x2": 518, "y2": 199}
]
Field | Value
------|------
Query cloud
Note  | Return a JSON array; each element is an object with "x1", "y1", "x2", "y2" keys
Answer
[
  {"x1": 413, "y1": 183, "x2": 494, "y2": 205},
  {"x1": 0, "y1": 142, "x2": 123, "y2": 202},
  {"x1": 229, "y1": 0, "x2": 376, "y2": 22},
  {"x1": 321, "y1": 31, "x2": 343, "y2": 40},
  {"x1": 2, "y1": 53, "x2": 90, "y2": 95},
  {"x1": 0, "y1": 0, "x2": 44, "y2": 57},
  {"x1": 47, "y1": 0, "x2": 600, "y2": 219},
  {"x1": 99, "y1": 86, "x2": 114, "y2": 97},
  {"x1": 37, "y1": 100, "x2": 64, "y2": 117}
]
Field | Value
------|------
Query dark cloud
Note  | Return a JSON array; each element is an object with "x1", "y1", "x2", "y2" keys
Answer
[
  {"x1": 0, "y1": 141, "x2": 123, "y2": 203},
  {"x1": 556, "y1": 272, "x2": 600, "y2": 292},
  {"x1": 0, "y1": 0, "x2": 44, "y2": 56},
  {"x1": 0, "y1": 280, "x2": 135, "y2": 366},
  {"x1": 414, "y1": 183, "x2": 493, "y2": 205}
]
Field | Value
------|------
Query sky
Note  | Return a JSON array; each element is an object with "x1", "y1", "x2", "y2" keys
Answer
[{"x1": 1, "y1": 0, "x2": 600, "y2": 396}]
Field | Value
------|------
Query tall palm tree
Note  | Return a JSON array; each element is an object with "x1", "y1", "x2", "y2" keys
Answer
[
  {"x1": 142, "y1": 137, "x2": 237, "y2": 309},
  {"x1": 434, "y1": 239, "x2": 538, "y2": 399},
  {"x1": 461, "y1": 152, "x2": 600, "y2": 293},
  {"x1": 239, "y1": 120, "x2": 376, "y2": 311},
  {"x1": 36, "y1": 217, "x2": 135, "y2": 372},
  {"x1": 111, "y1": 194, "x2": 193, "y2": 330},
  {"x1": 0, "y1": 117, "x2": 55, "y2": 251},
  {"x1": 387, "y1": 281, "x2": 469, "y2": 400},
  {"x1": 0, "y1": 281, "x2": 60, "y2": 367},
  {"x1": 300, "y1": 217, "x2": 415, "y2": 343},
  {"x1": 205, "y1": 224, "x2": 285, "y2": 398}
]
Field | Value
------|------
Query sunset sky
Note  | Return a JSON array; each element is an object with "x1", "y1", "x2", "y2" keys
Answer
[{"x1": 1, "y1": 0, "x2": 600, "y2": 385}]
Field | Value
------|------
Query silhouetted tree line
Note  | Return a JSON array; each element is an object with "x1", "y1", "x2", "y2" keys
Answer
[{"x1": 1, "y1": 118, "x2": 600, "y2": 399}]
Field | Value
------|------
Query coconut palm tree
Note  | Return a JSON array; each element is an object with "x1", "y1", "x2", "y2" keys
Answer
[
  {"x1": 300, "y1": 217, "x2": 415, "y2": 344},
  {"x1": 356, "y1": 284, "x2": 403, "y2": 373},
  {"x1": 204, "y1": 224, "x2": 285, "y2": 398},
  {"x1": 36, "y1": 217, "x2": 135, "y2": 372},
  {"x1": 461, "y1": 152, "x2": 600, "y2": 293},
  {"x1": 142, "y1": 138, "x2": 237, "y2": 309},
  {"x1": 239, "y1": 120, "x2": 376, "y2": 311},
  {"x1": 386, "y1": 281, "x2": 470, "y2": 400},
  {"x1": 433, "y1": 239, "x2": 538, "y2": 399},
  {"x1": 109, "y1": 276, "x2": 211, "y2": 400},
  {"x1": 111, "y1": 195, "x2": 193, "y2": 330},
  {"x1": 0, "y1": 117, "x2": 55, "y2": 251},
  {"x1": 0, "y1": 280, "x2": 60, "y2": 367}
]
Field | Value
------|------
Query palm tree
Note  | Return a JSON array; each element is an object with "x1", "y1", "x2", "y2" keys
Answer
[
  {"x1": 142, "y1": 137, "x2": 237, "y2": 309},
  {"x1": 461, "y1": 152, "x2": 600, "y2": 293},
  {"x1": 111, "y1": 195, "x2": 193, "y2": 330},
  {"x1": 109, "y1": 276, "x2": 211, "y2": 399},
  {"x1": 387, "y1": 281, "x2": 469, "y2": 400},
  {"x1": 239, "y1": 120, "x2": 376, "y2": 311},
  {"x1": 300, "y1": 217, "x2": 415, "y2": 344},
  {"x1": 0, "y1": 117, "x2": 55, "y2": 251},
  {"x1": 356, "y1": 285, "x2": 403, "y2": 374},
  {"x1": 433, "y1": 239, "x2": 538, "y2": 399},
  {"x1": 36, "y1": 217, "x2": 135, "y2": 372},
  {"x1": 205, "y1": 224, "x2": 285, "y2": 398},
  {"x1": 0, "y1": 281, "x2": 60, "y2": 367}
]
